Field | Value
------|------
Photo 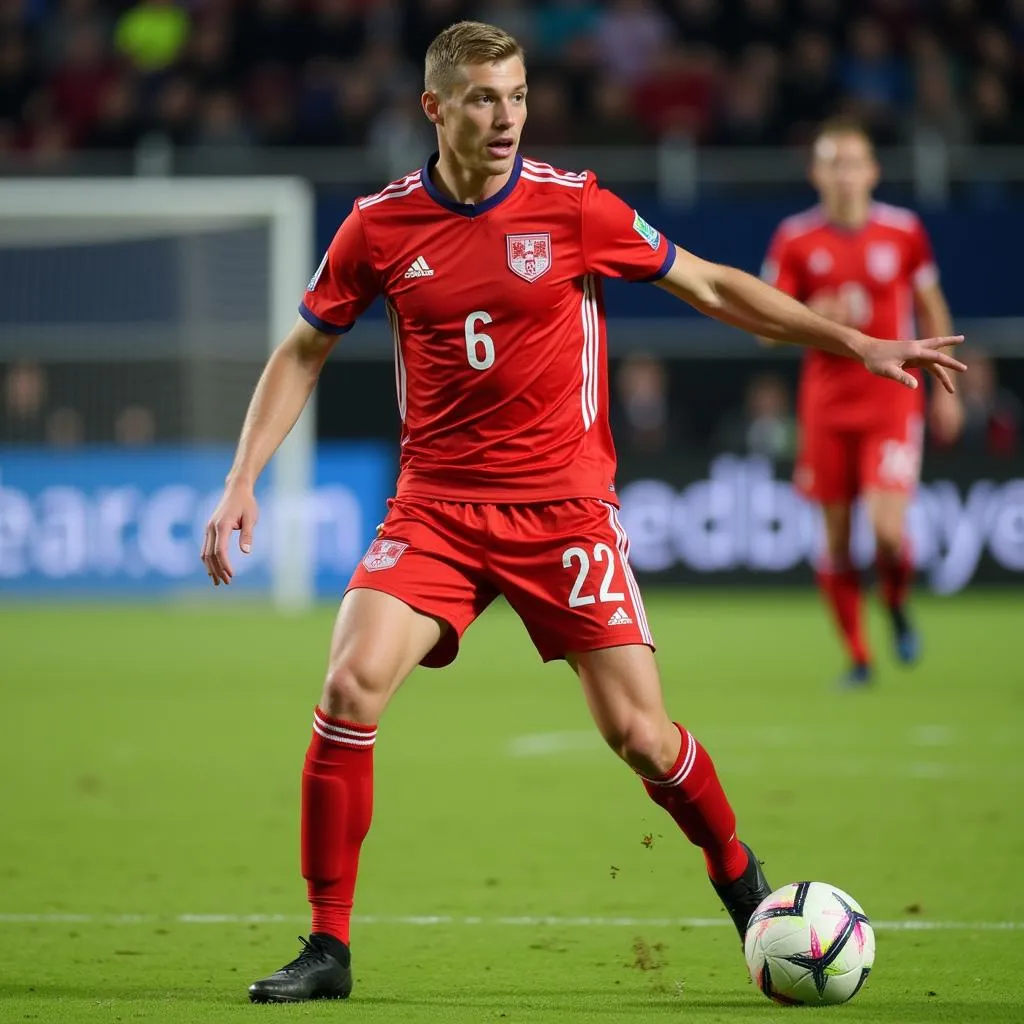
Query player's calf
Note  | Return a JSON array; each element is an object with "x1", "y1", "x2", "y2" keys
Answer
[{"x1": 248, "y1": 934, "x2": 352, "y2": 1003}]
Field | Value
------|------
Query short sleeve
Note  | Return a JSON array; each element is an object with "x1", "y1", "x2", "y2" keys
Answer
[
  {"x1": 581, "y1": 177, "x2": 675, "y2": 282},
  {"x1": 908, "y1": 217, "x2": 939, "y2": 291},
  {"x1": 761, "y1": 227, "x2": 802, "y2": 299},
  {"x1": 299, "y1": 204, "x2": 380, "y2": 334}
]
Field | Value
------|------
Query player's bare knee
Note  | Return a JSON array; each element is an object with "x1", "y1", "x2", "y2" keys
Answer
[
  {"x1": 604, "y1": 715, "x2": 676, "y2": 778},
  {"x1": 320, "y1": 659, "x2": 391, "y2": 723}
]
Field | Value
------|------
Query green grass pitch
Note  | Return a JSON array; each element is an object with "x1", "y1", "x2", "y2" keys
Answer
[{"x1": 1, "y1": 589, "x2": 1022, "y2": 1023}]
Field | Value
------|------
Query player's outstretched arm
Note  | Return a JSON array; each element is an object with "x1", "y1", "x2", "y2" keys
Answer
[
  {"x1": 655, "y1": 245, "x2": 966, "y2": 392},
  {"x1": 201, "y1": 317, "x2": 340, "y2": 586}
]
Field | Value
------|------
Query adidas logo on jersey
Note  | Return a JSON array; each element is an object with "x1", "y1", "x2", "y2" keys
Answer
[
  {"x1": 404, "y1": 256, "x2": 434, "y2": 278},
  {"x1": 607, "y1": 607, "x2": 633, "y2": 626}
]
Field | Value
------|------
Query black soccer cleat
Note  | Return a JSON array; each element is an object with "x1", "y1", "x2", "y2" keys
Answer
[
  {"x1": 248, "y1": 933, "x2": 353, "y2": 1003},
  {"x1": 711, "y1": 842, "x2": 773, "y2": 941},
  {"x1": 888, "y1": 605, "x2": 921, "y2": 665},
  {"x1": 838, "y1": 661, "x2": 873, "y2": 689}
]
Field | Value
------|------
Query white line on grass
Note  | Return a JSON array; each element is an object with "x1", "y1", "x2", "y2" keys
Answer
[{"x1": 0, "y1": 913, "x2": 1020, "y2": 931}]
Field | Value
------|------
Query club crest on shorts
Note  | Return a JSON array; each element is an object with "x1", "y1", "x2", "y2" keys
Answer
[
  {"x1": 866, "y1": 242, "x2": 900, "y2": 283},
  {"x1": 506, "y1": 232, "x2": 551, "y2": 282},
  {"x1": 362, "y1": 538, "x2": 408, "y2": 572}
]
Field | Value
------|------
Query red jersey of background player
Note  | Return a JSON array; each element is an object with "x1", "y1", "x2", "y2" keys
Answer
[
  {"x1": 300, "y1": 152, "x2": 675, "y2": 503},
  {"x1": 762, "y1": 201, "x2": 939, "y2": 429}
]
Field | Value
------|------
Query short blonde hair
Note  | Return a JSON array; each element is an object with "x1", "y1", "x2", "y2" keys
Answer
[
  {"x1": 812, "y1": 116, "x2": 875, "y2": 154},
  {"x1": 424, "y1": 20, "x2": 525, "y2": 96}
]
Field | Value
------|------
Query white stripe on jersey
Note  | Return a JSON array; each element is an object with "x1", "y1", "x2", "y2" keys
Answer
[
  {"x1": 521, "y1": 170, "x2": 586, "y2": 189},
  {"x1": 777, "y1": 205, "x2": 826, "y2": 241},
  {"x1": 580, "y1": 275, "x2": 599, "y2": 429},
  {"x1": 521, "y1": 159, "x2": 587, "y2": 182},
  {"x1": 386, "y1": 300, "x2": 407, "y2": 422},
  {"x1": 601, "y1": 501, "x2": 654, "y2": 646},
  {"x1": 358, "y1": 171, "x2": 421, "y2": 205},
  {"x1": 358, "y1": 180, "x2": 423, "y2": 209}
]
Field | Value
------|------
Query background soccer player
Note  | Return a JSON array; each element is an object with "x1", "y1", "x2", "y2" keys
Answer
[
  {"x1": 761, "y1": 119, "x2": 965, "y2": 687},
  {"x1": 200, "y1": 24, "x2": 966, "y2": 1003}
]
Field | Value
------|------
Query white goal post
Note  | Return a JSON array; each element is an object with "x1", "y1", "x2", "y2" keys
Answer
[{"x1": 0, "y1": 177, "x2": 316, "y2": 611}]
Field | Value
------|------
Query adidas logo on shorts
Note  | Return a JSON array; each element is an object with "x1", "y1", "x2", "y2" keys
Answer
[{"x1": 607, "y1": 606, "x2": 633, "y2": 626}]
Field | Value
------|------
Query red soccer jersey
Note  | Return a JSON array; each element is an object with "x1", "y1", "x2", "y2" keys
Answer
[
  {"x1": 301, "y1": 153, "x2": 676, "y2": 503},
  {"x1": 762, "y1": 202, "x2": 939, "y2": 429}
]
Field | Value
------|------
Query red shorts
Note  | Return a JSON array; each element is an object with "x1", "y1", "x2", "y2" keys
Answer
[
  {"x1": 795, "y1": 413, "x2": 923, "y2": 504},
  {"x1": 346, "y1": 498, "x2": 655, "y2": 667}
]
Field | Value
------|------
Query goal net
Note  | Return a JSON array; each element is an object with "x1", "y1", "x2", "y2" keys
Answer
[{"x1": 0, "y1": 178, "x2": 318, "y2": 609}]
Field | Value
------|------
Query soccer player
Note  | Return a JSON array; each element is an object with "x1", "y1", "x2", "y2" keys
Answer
[
  {"x1": 200, "y1": 24, "x2": 965, "y2": 1003},
  {"x1": 761, "y1": 118, "x2": 964, "y2": 687}
]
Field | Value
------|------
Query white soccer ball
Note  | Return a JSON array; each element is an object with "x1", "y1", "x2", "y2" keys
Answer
[{"x1": 744, "y1": 881, "x2": 875, "y2": 1006}]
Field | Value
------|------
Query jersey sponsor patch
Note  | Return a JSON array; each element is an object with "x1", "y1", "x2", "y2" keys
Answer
[
  {"x1": 632, "y1": 211, "x2": 660, "y2": 250},
  {"x1": 307, "y1": 251, "x2": 328, "y2": 292},
  {"x1": 506, "y1": 233, "x2": 551, "y2": 282},
  {"x1": 866, "y1": 242, "x2": 900, "y2": 283},
  {"x1": 362, "y1": 538, "x2": 408, "y2": 572}
]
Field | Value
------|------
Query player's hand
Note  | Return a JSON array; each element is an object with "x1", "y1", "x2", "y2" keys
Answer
[
  {"x1": 201, "y1": 484, "x2": 259, "y2": 586},
  {"x1": 929, "y1": 391, "x2": 966, "y2": 444},
  {"x1": 861, "y1": 335, "x2": 966, "y2": 394}
]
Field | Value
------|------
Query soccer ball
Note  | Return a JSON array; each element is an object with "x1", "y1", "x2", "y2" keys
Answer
[{"x1": 744, "y1": 881, "x2": 875, "y2": 1006}]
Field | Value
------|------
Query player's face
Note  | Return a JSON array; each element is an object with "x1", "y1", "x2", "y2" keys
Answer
[
  {"x1": 430, "y1": 57, "x2": 527, "y2": 178},
  {"x1": 810, "y1": 133, "x2": 879, "y2": 209}
]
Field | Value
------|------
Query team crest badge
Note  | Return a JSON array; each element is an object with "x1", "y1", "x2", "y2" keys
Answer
[
  {"x1": 866, "y1": 242, "x2": 900, "y2": 283},
  {"x1": 506, "y1": 233, "x2": 551, "y2": 282},
  {"x1": 808, "y1": 248, "x2": 833, "y2": 275},
  {"x1": 362, "y1": 538, "x2": 408, "y2": 572}
]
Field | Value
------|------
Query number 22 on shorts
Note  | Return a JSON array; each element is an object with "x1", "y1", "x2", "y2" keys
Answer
[{"x1": 562, "y1": 544, "x2": 625, "y2": 608}]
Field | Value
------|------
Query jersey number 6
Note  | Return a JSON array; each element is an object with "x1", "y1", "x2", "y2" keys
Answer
[
  {"x1": 465, "y1": 311, "x2": 495, "y2": 370},
  {"x1": 562, "y1": 544, "x2": 626, "y2": 608}
]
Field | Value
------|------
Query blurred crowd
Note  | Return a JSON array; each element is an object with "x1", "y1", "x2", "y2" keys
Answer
[{"x1": 1, "y1": 0, "x2": 1024, "y2": 163}]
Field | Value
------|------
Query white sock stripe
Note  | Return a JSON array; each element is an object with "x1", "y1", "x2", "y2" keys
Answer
[
  {"x1": 312, "y1": 722, "x2": 377, "y2": 746},
  {"x1": 602, "y1": 503, "x2": 653, "y2": 645},
  {"x1": 313, "y1": 719, "x2": 377, "y2": 741},
  {"x1": 313, "y1": 711, "x2": 377, "y2": 741},
  {"x1": 644, "y1": 731, "x2": 696, "y2": 787}
]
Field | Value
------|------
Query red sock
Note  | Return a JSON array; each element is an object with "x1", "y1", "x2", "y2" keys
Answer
[
  {"x1": 642, "y1": 723, "x2": 748, "y2": 883},
  {"x1": 877, "y1": 542, "x2": 912, "y2": 610},
  {"x1": 301, "y1": 707, "x2": 376, "y2": 945},
  {"x1": 816, "y1": 562, "x2": 870, "y2": 665}
]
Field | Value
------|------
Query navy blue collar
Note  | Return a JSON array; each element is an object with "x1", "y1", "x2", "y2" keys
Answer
[{"x1": 421, "y1": 152, "x2": 522, "y2": 218}]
